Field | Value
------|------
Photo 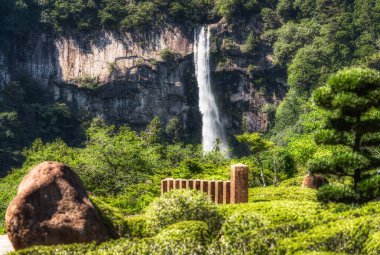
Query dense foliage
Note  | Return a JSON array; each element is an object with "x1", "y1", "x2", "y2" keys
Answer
[
  {"x1": 310, "y1": 68, "x2": 380, "y2": 197},
  {"x1": 0, "y1": 77, "x2": 84, "y2": 175},
  {"x1": 8, "y1": 187, "x2": 380, "y2": 255},
  {"x1": 145, "y1": 189, "x2": 221, "y2": 234},
  {"x1": 1, "y1": 0, "x2": 380, "y2": 254}
]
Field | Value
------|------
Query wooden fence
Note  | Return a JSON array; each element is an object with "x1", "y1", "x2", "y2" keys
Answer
[{"x1": 161, "y1": 163, "x2": 249, "y2": 204}]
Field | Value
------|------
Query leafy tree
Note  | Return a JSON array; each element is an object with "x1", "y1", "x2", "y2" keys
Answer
[
  {"x1": 309, "y1": 67, "x2": 380, "y2": 189},
  {"x1": 272, "y1": 20, "x2": 319, "y2": 65},
  {"x1": 267, "y1": 146, "x2": 296, "y2": 186},
  {"x1": 77, "y1": 118, "x2": 157, "y2": 195},
  {"x1": 165, "y1": 117, "x2": 181, "y2": 143},
  {"x1": 240, "y1": 32, "x2": 258, "y2": 54},
  {"x1": 141, "y1": 116, "x2": 162, "y2": 145},
  {"x1": 0, "y1": 78, "x2": 84, "y2": 174},
  {"x1": 236, "y1": 132, "x2": 274, "y2": 186}
]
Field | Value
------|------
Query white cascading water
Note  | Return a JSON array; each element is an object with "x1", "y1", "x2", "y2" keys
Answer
[{"x1": 194, "y1": 26, "x2": 228, "y2": 152}]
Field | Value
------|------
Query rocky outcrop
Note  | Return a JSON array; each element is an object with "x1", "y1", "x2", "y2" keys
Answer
[
  {"x1": 0, "y1": 51, "x2": 10, "y2": 88},
  {"x1": 2, "y1": 18, "x2": 286, "y2": 139},
  {"x1": 6, "y1": 161, "x2": 110, "y2": 250},
  {"x1": 7, "y1": 28, "x2": 201, "y2": 137},
  {"x1": 209, "y1": 18, "x2": 285, "y2": 137},
  {"x1": 13, "y1": 28, "x2": 193, "y2": 86}
]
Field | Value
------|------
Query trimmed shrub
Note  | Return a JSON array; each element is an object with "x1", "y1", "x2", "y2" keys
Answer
[
  {"x1": 364, "y1": 231, "x2": 380, "y2": 255},
  {"x1": 155, "y1": 221, "x2": 210, "y2": 244},
  {"x1": 216, "y1": 212, "x2": 269, "y2": 254},
  {"x1": 278, "y1": 216, "x2": 376, "y2": 254},
  {"x1": 293, "y1": 252, "x2": 350, "y2": 255},
  {"x1": 152, "y1": 221, "x2": 210, "y2": 255},
  {"x1": 249, "y1": 186, "x2": 316, "y2": 202},
  {"x1": 91, "y1": 196, "x2": 148, "y2": 238},
  {"x1": 357, "y1": 175, "x2": 380, "y2": 202},
  {"x1": 145, "y1": 189, "x2": 222, "y2": 234},
  {"x1": 279, "y1": 176, "x2": 305, "y2": 187},
  {"x1": 316, "y1": 185, "x2": 358, "y2": 203},
  {"x1": 216, "y1": 200, "x2": 319, "y2": 254},
  {"x1": 8, "y1": 242, "x2": 97, "y2": 255}
]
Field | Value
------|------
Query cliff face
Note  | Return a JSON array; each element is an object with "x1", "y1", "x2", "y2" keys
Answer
[
  {"x1": 1, "y1": 20, "x2": 286, "y2": 140},
  {"x1": 0, "y1": 52, "x2": 10, "y2": 87}
]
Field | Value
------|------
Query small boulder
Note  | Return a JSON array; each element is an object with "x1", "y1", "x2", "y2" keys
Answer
[
  {"x1": 6, "y1": 161, "x2": 111, "y2": 250},
  {"x1": 302, "y1": 174, "x2": 328, "y2": 189}
]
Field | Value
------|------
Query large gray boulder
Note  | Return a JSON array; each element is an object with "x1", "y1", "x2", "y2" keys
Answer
[{"x1": 6, "y1": 161, "x2": 110, "y2": 250}]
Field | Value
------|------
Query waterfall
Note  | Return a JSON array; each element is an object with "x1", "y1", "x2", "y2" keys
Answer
[{"x1": 194, "y1": 26, "x2": 228, "y2": 153}]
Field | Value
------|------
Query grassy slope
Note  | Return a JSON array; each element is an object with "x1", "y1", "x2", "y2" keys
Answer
[{"x1": 7, "y1": 182, "x2": 380, "y2": 254}]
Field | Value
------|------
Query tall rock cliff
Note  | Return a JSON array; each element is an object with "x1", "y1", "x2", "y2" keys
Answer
[{"x1": 0, "y1": 19, "x2": 286, "y2": 141}]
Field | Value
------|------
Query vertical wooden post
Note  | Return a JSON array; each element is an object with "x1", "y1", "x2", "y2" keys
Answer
[
  {"x1": 180, "y1": 179, "x2": 187, "y2": 189},
  {"x1": 230, "y1": 164, "x2": 249, "y2": 204},
  {"x1": 223, "y1": 181, "x2": 231, "y2": 204},
  {"x1": 201, "y1": 180, "x2": 208, "y2": 194},
  {"x1": 194, "y1": 180, "x2": 201, "y2": 191},
  {"x1": 188, "y1": 180, "x2": 194, "y2": 189},
  {"x1": 174, "y1": 179, "x2": 180, "y2": 189},
  {"x1": 215, "y1": 181, "x2": 224, "y2": 204},
  {"x1": 167, "y1": 178, "x2": 174, "y2": 191},
  {"x1": 208, "y1": 181, "x2": 216, "y2": 202},
  {"x1": 161, "y1": 179, "x2": 168, "y2": 194}
]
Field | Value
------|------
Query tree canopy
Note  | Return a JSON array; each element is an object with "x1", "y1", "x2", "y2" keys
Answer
[{"x1": 309, "y1": 67, "x2": 380, "y2": 189}]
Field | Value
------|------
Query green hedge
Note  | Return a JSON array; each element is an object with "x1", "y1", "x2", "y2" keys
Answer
[
  {"x1": 9, "y1": 187, "x2": 380, "y2": 255},
  {"x1": 278, "y1": 216, "x2": 379, "y2": 254},
  {"x1": 91, "y1": 196, "x2": 148, "y2": 238},
  {"x1": 8, "y1": 242, "x2": 97, "y2": 255},
  {"x1": 249, "y1": 186, "x2": 317, "y2": 202},
  {"x1": 316, "y1": 185, "x2": 358, "y2": 204},
  {"x1": 358, "y1": 175, "x2": 380, "y2": 202},
  {"x1": 364, "y1": 231, "x2": 380, "y2": 255},
  {"x1": 145, "y1": 189, "x2": 222, "y2": 234}
]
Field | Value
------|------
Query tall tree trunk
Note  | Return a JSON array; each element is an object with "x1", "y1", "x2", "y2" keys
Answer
[
  {"x1": 273, "y1": 157, "x2": 279, "y2": 187},
  {"x1": 256, "y1": 156, "x2": 266, "y2": 187},
  {"x1": 353, "y1": 115, "x2": 362, "y2": 190}
]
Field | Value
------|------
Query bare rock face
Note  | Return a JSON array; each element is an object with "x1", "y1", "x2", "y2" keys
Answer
[
  {"x1": 302, "y1": 174, "x2": 329, "y2": 189},
  {"x1": 6, "y1": 161, "x2": 111, "y2": 250}
]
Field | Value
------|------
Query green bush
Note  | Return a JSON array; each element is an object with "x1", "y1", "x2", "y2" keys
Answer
[
  {"x1": 98, "y1": 181, "x2": 160, "y2": 215},
  {"x1": 240, "y1": 32, "x2": 258, "y2": 54},
  {"x1": 159, "y1": 49, "x2": 176, "y2": 62},
  {"x1": 91, "y1": 196, "x2": 148, "y2": 238},
  {"x1": 9, "y1": 190, "x2": 380, "y2": 255},
  {"x1": 278, "y1": 216, "x2": 378, "y2": 254},
  {"x1": 249, "y1": 186, "x2": 316, "y2": 202},
  {"x1": 216, "y1": 212, "x2": 269, "y2": 254},
  {"x1": 152, "y1": 221, "x2": 210, "y2": 255},
  {"x1": 364, "y1": 231, "x2": 380, "y2": 255},
  {"x1": 357, "y1": 175, "x2": 380, "y2": 202},
  {"x1": 8, "y1": 242, "x2": 97, "y2": 255},
  {"x1": 217, "y1": 199, "x2": 320, "y2": 254},
  {"x1": 145, "y1": 189, "x2": 222, "y2": 234},
  {"x1": 316, "y1": 185, "x2": 358, "y2": 204},
  {"x1": 155, "y1": 220, "x2": 210, "y2": 244},
  {"x1": 278, "y1": 176, "x2": 305, "y2": 187}
]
